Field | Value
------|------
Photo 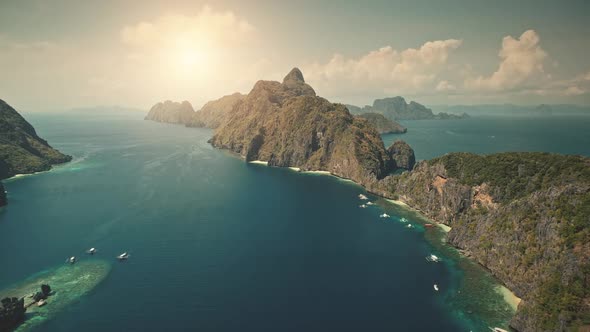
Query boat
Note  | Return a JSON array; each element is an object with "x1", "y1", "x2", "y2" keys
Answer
[
  {"x1": 86, "y1": 247, "x2": 96, "y2": 255},
  {"x1": 426, "y1": 254, "x2": 441, "y2": 262},
  {"x1": 66, "y1": 256, "x2": 76, "y2": 264},
  {"x1": 359, "y1": 204, "x2": 367, "y2": 208},
  {"x1": 424, "y1": 223, "x2": 434, "y2": 227},
  {"x1": 117, "y1": 252, "x2": 129, "y2": 261},
  {"x1": 433, "y1": 284, "x2": 439, "y2": 291},
  {"x1": 358, "y1": 194, "x2": 368, "y2": 200},
  {"x1": 406, "y1": 224, "x2": 414, "y2": 229},
  {"x1": 489, "y1": 328, "x2": 509, "y2": 332},
  {"x1": 37, "y1": 299, "x2": 47, "y2": 307},
  {"x1": 366, "y1": 202, "x2": 375, "y2": 206},
  {"x1": 400, "y1": 217, "x2": 408, "y2": 223},
  {"x1": 379, "y1": 213, "x2": 390, "y2": 218}
]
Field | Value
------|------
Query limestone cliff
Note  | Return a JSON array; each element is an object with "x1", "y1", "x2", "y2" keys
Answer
[
  {"x1": 145, "y1": 100, "x2": 195, "y2": 124},
  {"x1": 356, "y1": 112, "x2": 407, "y2": 134},
  {"x1": 381, "y1": 152, "x2": 590, "y2": 331},
  {"x1": 210, "y1": 68, "x2": 408, "y2": 189},
  {"x1": 387, "y1": 140, "x2": 415, "y2": 171},
  {"x1": 186, "y1": 93, "x2": 244, "y2": 129},
  {"x1": 0, "y1": 99, "x2": 72, "y2": 180}
]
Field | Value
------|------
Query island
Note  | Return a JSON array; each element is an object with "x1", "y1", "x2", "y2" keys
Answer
[
  {"x1": 0, "y1": 99, "x2": 72, "y2": 206},
  {"x1": 145, "y1": 68, "x2": 589, "y2": 331},
  {"x1": 144, "y1": 100, "x2": 195, "y2": 124},
  {"x1": 356, "y1": 113, "x2": 407, "y2": 134},
  {"x1": 347, "y1": 96, "x2": 469, "y2": 120},
  {"x1": 0, "y1": 260, "x2": 111, "y2": 332}
]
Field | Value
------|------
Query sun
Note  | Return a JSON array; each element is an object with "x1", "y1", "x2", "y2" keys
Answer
[{"x1": 178, "y1": 48, "x2": 203, "y2": 68}]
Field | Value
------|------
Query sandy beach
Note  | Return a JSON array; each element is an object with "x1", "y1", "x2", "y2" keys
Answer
[{"x1": 497, "y1": 285, "x2": 522, "y2": 311}]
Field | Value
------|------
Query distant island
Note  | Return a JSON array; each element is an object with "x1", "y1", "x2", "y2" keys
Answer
[
  {"x1": 0, "y1": 99, "x2": 72, "y2": 206},
  {"x1": 145, "y1": 68, "x2": 589, "y2": 331},
  {"x1": 346, "y1": 96, "x2": 469, "y2": 121},
  {"x1": 356, "y1": 113, "x2": 406, "y2": 134},
  {"x1": 432, "y1": 103, "x2": 590, "y2": 117}
]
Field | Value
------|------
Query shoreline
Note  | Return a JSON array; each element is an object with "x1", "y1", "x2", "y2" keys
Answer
[{"x1": 247, "y1": 156, "x2": 518, "y2": 323}]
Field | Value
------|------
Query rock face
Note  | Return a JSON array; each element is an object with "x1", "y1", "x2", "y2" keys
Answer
[
  {"x1": 210, "y1": 68, "x2": 405, "y2": 189},
  {"x1": 0, "y1": 182, "x2": 5, "y2": 207},
  {"x1": 357, "y1": 112, "x2": 407, "y2": 134},
  {"x1": 0, "y1": 297, "x2": 25, "y2": 332},
  {"x1": 145, "y1": 100, "x2": 195, "y2": 124},
  {"x1": 0, "y1": 99, "x2": 72, "y2": 180},
  {"x1": 186, "y1": 93, "x2": 245, "y2": 129},
  {"x1": 387, "y1": 140, "x2": 415, "y2": 171},
  {"x1": 347, "y1": 97, "x2": 469, "y2": 120},
  {"x1": 381, "y1": 152, "x2": 590, "y2": 331}
]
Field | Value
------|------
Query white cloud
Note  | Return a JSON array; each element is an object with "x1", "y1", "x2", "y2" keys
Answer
[
  {"x1": 120, "y1": 6, "x2": 255, "y2": 49},
  {"x1": 436, "y1": 80, "x2": 456, "y2": 92},
  {"x1": 466, "y1": 30, "x2": 548, "y2": 91},
  {"x1": 304, "y1": 39, "x2": 462, "y2": 98}
]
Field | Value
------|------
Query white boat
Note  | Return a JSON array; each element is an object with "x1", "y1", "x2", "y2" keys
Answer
[
  {"x1": 117, "y1": 252, "x2": 129, "y2": 261},
  {"x1": 400, "y1": 217, "x2": 408, "y2": 223},
  {"x1": 358, "y1": 194, "x2": 368, "y2": 200},
  {"x1": 37, "y1": 299, "x2": 47, "y2": 307},
  {"x1": 426, "y1": 254, "x2": 441, "y2": 262},
  {"x1": 67, "y1": 256, "x2": 76, "y2": 264},
  {"x1": 489, "y1": 328, "x2": 509, "y2": 332},
  {"x1": 406, "y1": 224, "x2": 414, "y2": 229},
  {"x1": 434, "y1": 284, "x2": 439, "y2": 291},
  {"x1": 359, "y1": 204, "x2": 367, "y2": 208},
  {"x1": 379, "y1": 213, "x2": 390, "y2": 218},
  {"x1": 86, "y1": 247, "x2": 96, "y2": 255},
  {"x1": 366, "y1": 202, "x2": 375, "y2": 206}
]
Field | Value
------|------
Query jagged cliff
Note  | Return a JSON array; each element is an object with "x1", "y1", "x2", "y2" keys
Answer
[
  {"x1": 209, "y1": 68, "x2": 412, "y2": 189},
  {"x1": 381, "y1": 152, "x2": 590, "y2": 331},
  {"x1": 145, "y1": 100, "x2": 195, "y2": 124},
  {"x1": 347, "y1": 97, "x2": 469, "y2": 120},
  {"x1": 356, "y1": 112, "x2": 407, "y2": 134},
  {"x1": 186, "y1": 93, "x2": 244, "y2": 129},
  {"x1": 0, "y1": 99, "x2": 71, "y2": 181}
]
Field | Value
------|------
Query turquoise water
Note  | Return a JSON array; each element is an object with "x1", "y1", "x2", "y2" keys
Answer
[{"x1": 1, "y1": 111, "x2": 588, "y2": 331}]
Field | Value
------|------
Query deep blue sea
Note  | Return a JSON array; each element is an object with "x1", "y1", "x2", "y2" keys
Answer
[{"x1": 1, "y1": 112, "x2": 589, "y2": 331}]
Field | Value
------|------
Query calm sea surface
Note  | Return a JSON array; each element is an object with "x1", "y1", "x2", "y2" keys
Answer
[{"x1": 1, "y1": 111, "x2": 588, "y2": 331}]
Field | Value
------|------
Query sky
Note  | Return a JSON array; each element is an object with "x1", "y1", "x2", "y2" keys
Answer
[{"x1": 0, "y1": 0, "x2": 589, "y2": 111}]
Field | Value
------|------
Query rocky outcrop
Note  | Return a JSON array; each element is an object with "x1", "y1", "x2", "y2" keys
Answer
[
  {"x1": 209, "y1": 68, "x2": 405, "y2": 189},
  {"x1": 381, "y1": 152, "x2": 590, "y2": 331},
  {"x1": 186, "y1": 93, "x2": 244, "y2": 129},
  {"x1": 0, "y1": 99, "x2": 72, "y2": 180},
  {"x1": 346, "y1": 97, "x2": 469, "y2": 120},
  {"x1": 145, "y1": 100, "x2": 195, "y2": 124},
  {"x1": 387, "y1": 140, "x2": 415, "y2": 171},
  {"x1": 0, "y1": 297, "x2": 25, "y2": 332},
  {"x1": 0, "y1": 182, "x2": 5, "y2": 207},
  {"x1": 357, "y1": 112, "x2": 407, "y2": 134}
]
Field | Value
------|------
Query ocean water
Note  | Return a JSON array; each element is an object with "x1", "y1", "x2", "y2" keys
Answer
[
  {"x1": 384, "y1": 115, "x2": 590, "y2": 160},
  {"x1": 1, "y1": 111, "x2": 587, "y2": 331}
]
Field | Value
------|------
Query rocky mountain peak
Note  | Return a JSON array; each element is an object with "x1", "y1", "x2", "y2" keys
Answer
[{"x1": 282, "y1": 67, "x2": 305, "y2": 84}]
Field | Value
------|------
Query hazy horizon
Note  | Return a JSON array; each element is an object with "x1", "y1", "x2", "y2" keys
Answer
[{"x1": 1, "y1": 0, "x2": 589, "y2": 111}]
